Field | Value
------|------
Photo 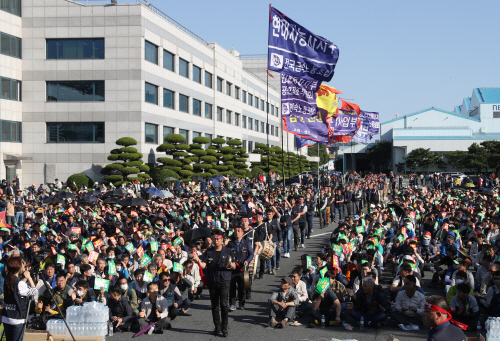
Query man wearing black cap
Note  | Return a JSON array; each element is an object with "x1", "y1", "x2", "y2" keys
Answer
[{"x1": 199, "y1": 231, "x2": 236, "y2": 337}]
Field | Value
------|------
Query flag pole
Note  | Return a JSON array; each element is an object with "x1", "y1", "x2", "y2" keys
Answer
[
  {"x1": 266, "y1": 71, "x2": 270, "y2": 184},
  {"x1": 281, "y1": 118, "x2": 285, "y2": 188}
]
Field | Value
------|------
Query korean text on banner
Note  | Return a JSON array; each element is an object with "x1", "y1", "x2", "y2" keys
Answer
[
  {"x1": 268, "y1": 6, "x2": 339, "y2": 82},
  {"x1": 281, "y1": 74, "x2": 320, "y2": 118},
  {"x1": 283, "y1": 114, "x2": 329, "y2": 143}
]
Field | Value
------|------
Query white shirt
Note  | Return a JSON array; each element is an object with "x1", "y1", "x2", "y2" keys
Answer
[{"x1": 394, "y1": 290, "x2": 425, "y2": 317}]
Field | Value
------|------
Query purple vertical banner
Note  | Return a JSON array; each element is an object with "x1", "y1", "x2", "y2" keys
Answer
[
  {"x1": 283, "y1": 115, "x2": 329, "y2": 143},
  {"x1": 281, "y1": 74, "x2": 320, "y2": 118},
  {"x1": 329, "y1": 111, "x2": 360, "y2": 136},
  {"x1": 360, "y1": 111, "x2": 380, "y2": 135}
]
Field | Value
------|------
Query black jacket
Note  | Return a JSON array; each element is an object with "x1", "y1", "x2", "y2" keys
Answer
[{"x1": 108, "y1": 295, "x2": 133, "y2": 319}]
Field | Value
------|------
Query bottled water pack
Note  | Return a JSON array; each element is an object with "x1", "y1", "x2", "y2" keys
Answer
[
  {"x1": 486, "y1": 317, "x2": 500, "y2": 341},
  {"x1": 47, "y1": 302, "x2": 109, "y2": 337}
]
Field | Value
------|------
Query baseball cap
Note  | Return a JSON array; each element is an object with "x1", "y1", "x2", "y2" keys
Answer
[
  {"x1": 281, "y1": 276, "x2": 293, "y2": 285},
  {"x1": 403, "y1": 255, "x2": 414, "y2": 262},
  {"x1": 423, "y1": 232, "x2": 431, "y2": 240}
]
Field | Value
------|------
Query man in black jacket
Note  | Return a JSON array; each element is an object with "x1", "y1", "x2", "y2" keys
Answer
[
  {"x1": 265, "y1": 208, "x2": 281, "y2": 274},
  {"x1": 108, "y1": 286, "x2": 137, "y2": 332}
]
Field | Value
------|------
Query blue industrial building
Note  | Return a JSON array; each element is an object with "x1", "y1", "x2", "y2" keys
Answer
[{"x1": 379, "y1": 88, "x2": 500, "y2": 172}]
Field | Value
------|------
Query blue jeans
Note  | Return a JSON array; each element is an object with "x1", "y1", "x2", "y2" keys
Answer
[
  {"x1": 282, "y1": 227, "x2": 292, "y2": 253},
  {"x1": 306, "y1": 215, "x2": 314, "y2": 237},
  {"x1": 4, "y1": 322, "x2": 25, "y2": 341},
  {"x1": 266, "y1": 242, "x2": 280, "y2": 270},
  {"x1": 334, "y1": 206, "x2": 343, "y2": 221},
  {"x1": 350, "y1": 310, "x2": 386, "y2": 324},
  {"x1": 15, "y1": 211, "x2": 24, "y2": 226}
]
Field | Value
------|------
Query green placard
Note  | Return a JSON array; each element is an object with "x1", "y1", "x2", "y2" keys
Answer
[
  {"x1": 306, "y1": 256, "x2": 312, "y2": 269},
  {"x1": 319, "y1": 266, "x2": 328, "y2": 278},
  {"x1": 314, "y1": 277, "x2": 330, "y2": 294},
  {"x1": 332, "y1": 244, "x2": 342, "y2": 256},
  {"x1": 150, "y1": 241, "x2": 158, "y2": 253},
  {"x1": 173, "y1": 262, "x2": 184, "y2": 273},
  {"x1": 125, "y1": 243, "x2": 135, "y2": 252},
  {"x1": 356, "y1": 225, "x2": 365, "y2": 234},
  {"x1": 139, "y1": 254, "x2": 152, "y2": 267},
  {"x1": 56, "y1": 254, "x2": 65, "y2": 266},
  {"x1": 143, "y1": 271, "x2": 153, "y2": 283},
  {"x1": 94, "y1": 278, "x2": 110, "y2": 291},
  {"x1": 108, "y1": 260, "x2": 117, "y2": 275},
  {"x1": 173, "y1": 237, "x2": 183, "y2": 246}
]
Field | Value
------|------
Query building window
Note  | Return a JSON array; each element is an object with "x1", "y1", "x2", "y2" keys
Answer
[
  {"x1": 494, "y1": 112, "x2": 500, "y2": 118},
  {"x1": 46, "y1": 38, "x2": 104, "y2": 59},
  {"x1": 248, "y1": 118, "x2": 253, "y2": 130},
  {"x1": 144, "y1": 40, "x2": 158, "y2": 64},
  {"x1": 179, "y1": 94, "x2": 188, "y2": 113},
  {"x1": 163, "y1": 89, "x2": 174, "y2": 109},
  {"x1": 0, "y1": 0, "x2": 21, "y2": 16},
  {"x1": 271, "y1": 125, "x2": 274, "y2": 136},
  {"x1": 276, "y1": 107, "x2": 279, "y2": 117},
  {"x1": 255, "y1": 97, "x2": 259, "y2": 109},
  {"x1": 255, "y1": 120, "x2": 259, "y2": 132},
  {"x1": 248, "y1": 94, "x2": 253, "y2": 106},
  {"x1": 179, "y1": 58, "x2": 189, "y2": 78},
  {"x1": 261, "y1": 122, "x2": 265, "y2": 133},
  {"x1": 242, "y1": 140, "x2": 247, "y2": 151},
  {"x1": 46, "y1": 122, "x2": 103, "y2": 143},
  {"x1": 226, "y1": 82, "x2": 232, "y2": 96},
  {"x1": 163, "y1": 126, "x2": 174, "y2": 141},
  {"x1": 235, "y1": 113, "x2": 240, "y2": 127},
  {"x1": 205, "y1": 71, "x2": 213, "y2": 88},
  {"x1": 46, "y1": 81, "x2": 103, "y2": 102},
  {"x1": 1, "y1": 77, "x2": 21, "y2": 101},
  {"x1": 193, "y1": 65, "x2": 201, "y2": 84},
  {"x1": 235, "y1": 86, "x2": 240, "y2": 100},
  {"x1": 248, "y1": 141, "x2": 253, "y2": 153},
  {"x1": 205, "y1": 133, "x2": 212, "y2": 147},
  {"x1": 261, "y1": 99, "x2": 265, "y2": 111},
  {"x1": 193, "y1": 99, "x2": 201, "y2": 116},
  {"x1": 193, "y1": 131, "x2": 201, "y2": 139},
  {"x1": 145, "y1": 123, "x2": 158, "y2": 144},
  {"x1": 217, "y1": 135, "x2": 224, "y2": 139},
  {"x1": 145, "y1": 82, "x2": 158, "y2": 104},
  {"x1": 217, "y1": 77, "x2": 223, "y2": 92},
  {"x1": 205, "y1": 103, "x2": 213, "y2": 119},
  {"x1": 217, "y1": 107, "x2": 223, "y2": 122},
  {"x1": 242, "y1": 90, "x2": 247, "y2": 103},
  {"x1": 163, "y1": 50, "x2": 175, "y2": 72},
  {"x1": 226, "y1": 137, "x2": 231, "y2": 143},
  {"x1": 276, "y1": 126, "x2": 279, "y2": 137},
  {"x1": 242, "y1": 115, "x2": 247, "y2": 128},
  {"x1": 1, "y1": 32, "x2": 21, "y2": 59},
  {"x1": 1, "y1": 120, "x2": 22, "y2": 142},
  {"x1": 271, "y1": 104, "x2": 275, "y2": 116},
  {"x1": 179, "y1": 129, "x2": 188, "y2": 142},
  {"x1": 226, "y1": 110, "x2": 232, "y2": 124}
]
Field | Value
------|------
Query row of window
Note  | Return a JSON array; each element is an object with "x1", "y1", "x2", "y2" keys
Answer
[
  {"x1": 1, "y1": 120, "x2": 21, "y2": 142},
  {"x1": 145, "y1": 124, "x2": 210, "y2": 145},
  {"x1": 1, "y1": 31, "x2": 21, "y2": 59},
  {"x1": 46, "y1": 38, "x2": 105, "y2": 60},
  {"x1": 0, "y1": 0, "x2": 21, "y2": 16},
  {"x1": 144, "y1": 40, "x2": 278, "y2": 116},
  {"x1": 46, "y1": 81, "x2": 105, "y2": 102},
  {"x1": 145, "y1": 124, "x2": 265, "y2": 153},
  {"x1": 0, "y1": 77, "x2": 21, "y2": 101}
]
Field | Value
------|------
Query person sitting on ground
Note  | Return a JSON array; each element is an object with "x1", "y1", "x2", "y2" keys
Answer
[
  {"x1": 290, "y1": 267, "x2": 311, "y2": 313},
  {"x1": 309, "y1": 270, "x2": 342, "y2": 327},
  {"x1": 392, "y1": 275, "x2": 425, "y2": 331},
  {"x1": 268, "y1": 276, "x2": 299, "y2": 329},
  {"x1": 137, "y1": 282, "x2": 171, "y2": 334},
  {"x1": 446, "y1": 271, "x2": 474, "y2": 304},
  {"x1": 68, "y1": 280, "x2": 96, "y2": 306},
  {"x1": 108, "y1": 286, "x2": 137, "y2": 332},
  {"x1": 449, "y1": 283, "x2": 481, "y2": 330},
  {"x1": 351, "y1": 277, "x2": 387, "y2": 328},
  {"x1": 117, "y1": 276, "x2": 139, "y2": 316}
]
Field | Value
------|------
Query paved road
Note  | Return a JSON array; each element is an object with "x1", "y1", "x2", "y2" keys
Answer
[{"x1": 109, "y1": 215, "x2": 479, "y2": 341}]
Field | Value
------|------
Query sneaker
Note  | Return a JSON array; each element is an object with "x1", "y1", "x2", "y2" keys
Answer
[
  {"x1": 267, "y1": 269, "x2": 273, "y2": 274},
  {"x1": 300, "y1": 244, "x2": 305, "y2": 248},
  {"x1": 272, "y1": 269, "x2": 276, "y2": 275},
  {"x1": 398, "y1": 324, "x2": 409, "y2": 331},
  {"x1": 238, "y1": 304, "x2": 245, "y2": 310},
  {"x1": 276, "y1": 263, "x2": 280, "y2": 270},
  {"x1": 269, "y1": 320, "x2": 278, "y2": 328},
  {"x1": 148, "y1": 326, "x2": 155, "y2": 335},
  {"x1": 229, "y1": 305, "x2": 237, "y2": 311},
  {"x1": 409, "y1": 324, "x2": 420, "y2": 331},
  {"x1": 279, "y1": 320, "x2": 288, "y2": 328}
]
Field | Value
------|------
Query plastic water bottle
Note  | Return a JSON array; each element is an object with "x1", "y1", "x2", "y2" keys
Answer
[
  {"x1": 108, "y1": 321, "x2": 113, "y2": 336},
  {"x1": 477, "y1": 320, "x2": 481, "y2": 336},
  {"x1": 360, "y1": 316, "x2": 364, "y2": 331},
  {"x1": 321, "y1": 315, "x2": 325, "y2": 328}
]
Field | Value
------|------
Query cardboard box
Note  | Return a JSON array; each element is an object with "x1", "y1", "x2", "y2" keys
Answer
[
  {"x1": 50, "y1": 335, "x2": 103, "y2": 341},
  {"x1": 23, "y1": 330, "x2": 50, "y2": 341},
  {"x1": 467, "y1": 335, "x2": 485, "y2": 341}
]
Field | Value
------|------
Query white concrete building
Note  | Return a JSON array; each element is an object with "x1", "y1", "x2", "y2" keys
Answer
[{"x1": 0, "y1": 0, "x2": 297, "y2": 187}]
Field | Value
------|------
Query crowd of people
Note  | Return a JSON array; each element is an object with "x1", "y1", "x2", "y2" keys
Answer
[{"x1": 0, "y1": 170, "x2": 497, "y2": 341}]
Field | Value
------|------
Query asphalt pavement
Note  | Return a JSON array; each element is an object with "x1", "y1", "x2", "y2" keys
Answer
[{"x1": 109, "y1": 214, "x2": 479, "y2": 341}]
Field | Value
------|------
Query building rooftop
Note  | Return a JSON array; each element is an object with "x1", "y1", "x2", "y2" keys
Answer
[{"x1": 476, "y1": 88, "x2": 500, "y2": 103}]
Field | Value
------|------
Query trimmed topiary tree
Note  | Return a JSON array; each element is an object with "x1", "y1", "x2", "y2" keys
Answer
[
  {"x1": 100, "y1": 137, "x2": 150, "y2": 185},
  {"x1": 156, "y1": 134, "x2": 192, "y2": 179},
  {"x1": 150, "y1": 168, "x2": 180, "y2": 187},
  {"x1": 67, "y1": 173, "x2": 94, "y2": 189}
]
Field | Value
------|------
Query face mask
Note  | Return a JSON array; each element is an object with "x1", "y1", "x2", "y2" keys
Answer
[
  {"x1": 76, "y1": 290, "x2": 84, "y2": 297},
  {"x1": 423, "y1": 240, "x2": 430, "y2": 246},
  {"x1": 120, "y1": 284, "x2": 128, "y2": 291},
  {"x1": 455, "y1": 279, "x2": 463, "y2": 285},
  {"x1": 116, "y1": 266, "x2": 122, "y2": 271},
  {"x1": 108, "y1": 256, "x2": 115, "y2": 260}
]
